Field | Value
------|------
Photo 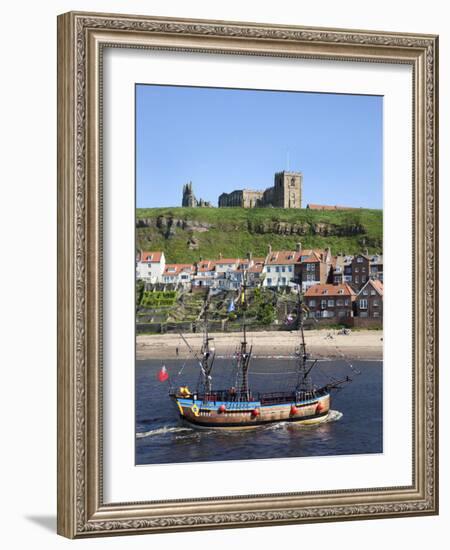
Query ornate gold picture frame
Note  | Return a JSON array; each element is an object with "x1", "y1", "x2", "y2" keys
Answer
[{"x1": 57, "y1": 11, "x2": 438, "y2": 538}]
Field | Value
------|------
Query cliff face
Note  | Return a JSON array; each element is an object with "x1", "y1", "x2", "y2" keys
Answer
[{"x1": 136, "y1": 207, "x2": 382, "y2": 263}]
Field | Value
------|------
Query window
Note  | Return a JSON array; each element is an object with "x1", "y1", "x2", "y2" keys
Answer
[
  {"x1": 266, "y1": 267, "x2": 271, "y2": 273},
  {"x1": 276, "y1": 267, "x2": 280, "y2": 273},
  {"x1": 267, "y1": 278, "x2": 272, "y2": 285},
  {"x1": 309, "y1": 300, "x2": 316, "y2": 307},
  {"x1": 282, "y1": 277, "x2": 286, "y2": 285},
  {"x1": 373, "y1": 300, "x2": 379, "y2": 306},
  {"x1": 328, "y1": 299, "x2": 335, "y2": 307},
  {"x1": 336, "y1": 299, "x2": 344, "y2": 306},
  {"x1": 282, "y1": 267, "x2": 285, "y2": 272},
  {"x1": 357, "y1": 257, "x2": 363, "y2": 263},
  {"x1": 321, "y1": 299, "x2": 327, "y2": 309},
  {"x1": 355, "y1": 276, "x2": 359, "y2": 283},
  {"x1": 359, "y1": 299, "x2": 368, "y2": 309},
  {"x1": 373, "y1": 312, "x2": 380, "y2": 317},
  {"x1": 362, "y1": 267, "x2": 366, "y2": 272},
  {"x1": 288, "y1": 266, "x2": 292, "y2": 272},
  {"x1": 355, "y1": 267, "x2": 359, "y2": 273},
  {"x1": 363, "y1": 289, "x2": 368, "y2": 295},
  {"x1": 338, "y1": 289, "x2": 344, "y2": 294},
  {"x1": 338, "y1": 310, "x2": 346, "y2": 318},
  {"x1": 362, "y1": 276, "x2": 366, "y2": 283},
  {"x1": 307, "y1": 263, "x2": 314, "y2": 272},
  {"x1": 345, "y1": 299, "x2": 350, "y2": 306},
  {"x1": 371, "y1": 290, "x2": 376, "y2": 295}
]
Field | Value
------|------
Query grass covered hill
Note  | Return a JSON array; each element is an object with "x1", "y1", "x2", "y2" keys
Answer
[{"x1": 136, "y1": 207, "x2": 382, "y2": 264}]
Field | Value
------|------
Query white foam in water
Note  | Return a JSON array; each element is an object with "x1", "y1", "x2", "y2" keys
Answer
[
  {"x1": 136, "y1": 411, "x2": 343, "y2": 439},
  {"x1": 136, "y1": 425, "x2": 192, "y2": 439}
]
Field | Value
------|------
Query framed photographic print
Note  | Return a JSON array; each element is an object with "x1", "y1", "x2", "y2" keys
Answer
[{"x1": 57, "y1": 11, "x2": 439, "y2": 538}]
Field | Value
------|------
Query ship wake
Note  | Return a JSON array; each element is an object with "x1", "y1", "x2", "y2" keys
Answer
[
  {"x1": 136, "y1": 410, "x2": 343, "y2": 440},
  {"x1": 136, "y1": 425, "x2": 193, "y2": 439}
]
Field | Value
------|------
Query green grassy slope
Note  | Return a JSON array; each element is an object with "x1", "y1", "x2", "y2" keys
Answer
[{"x1": 136, "y1": 207, "x2": 382, "y2": 263}]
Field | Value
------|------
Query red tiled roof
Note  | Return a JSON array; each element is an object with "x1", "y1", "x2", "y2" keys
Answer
[
  {"x1": 163, "y1": 264, "x2": 194, "y2": 276},
  {"x1": 302, "y1": 251, "x2": 323, "y2": 263},
  {"x1": 265, "y1": 250, "x2": 301, "y2": 265},
  {"x1": 249, "y1": 263, "x2": 264, "y2": 273},
  {"x1": 358, "y1": 279, "x2": 384, "y2": 296},
  {"x1": 307, "y1": 204, "x2": 360, "y2": 211},
  {"x1": 196, "y1": 260, "x2": 215, "y2": 273},
  {"x1": 138, "y1": 251, "x2": 163, "y2": 263},
  {"x1": 304, "y1": 283, "x2": 356, "y2": 297}
]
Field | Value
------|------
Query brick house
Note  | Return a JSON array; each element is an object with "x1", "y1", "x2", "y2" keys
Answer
[
  {"x1": 304, "y1": 283, "x2": 356, "y2": 323},
  {"x1": 369, "y1": 254, "x2": 384, "y2": 282},
  {"x1": 330, "y1": 255, "x2": 353, "y2": 284},
  {"x1": 351, "y1": 253, "x2": 370, "y2": 288},
  {"x1": 355, "y1": 279, "x2": 383, "y2": 319},
  {"x1": 295, "y1": 248, "x2": 332, "y2": 291}
]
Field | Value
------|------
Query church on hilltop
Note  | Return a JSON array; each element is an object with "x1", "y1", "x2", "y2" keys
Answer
[
  {"x1": 181, "y1": 170, "x2": 304, "y2": 209},
  {"x1": 218, "y1": 171, "x2": 303, "y2": 209}
]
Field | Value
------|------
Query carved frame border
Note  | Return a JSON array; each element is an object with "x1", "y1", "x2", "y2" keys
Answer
[{"x1": 57, "y1": 11, "x2": 438, "y2": 538}]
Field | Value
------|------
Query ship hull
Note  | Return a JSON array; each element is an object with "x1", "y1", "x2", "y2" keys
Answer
[{"x1": 171, "y1": 392, "x2": 331, "y2": 430}]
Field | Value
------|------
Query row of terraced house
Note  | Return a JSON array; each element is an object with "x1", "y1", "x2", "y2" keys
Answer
[{"x1": 136, "y1": 244, "x2": 383, "y2": 326}]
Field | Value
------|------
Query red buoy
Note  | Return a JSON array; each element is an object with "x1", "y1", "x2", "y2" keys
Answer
[
  {"x1": 316, "y1": 401, "x2": 324, "y2": 413},
  {"x1": 218, "y1": 404, "x2": 226, "y2": 413},
  {"x1": 290, "y1": 405, "x2": 298, "y2": 415},
  {"x1": 251, "y1": 408, "x2": 260, "y2": 417}
]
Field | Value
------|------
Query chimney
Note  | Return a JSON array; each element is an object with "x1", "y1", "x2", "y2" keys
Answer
[
  {"x1": 268, "y1": 244, "x2": 272, "y2": 254},
  {"x1": 219, "y1": 252, "x2": 223, "y2": 260},
  {"x1": 296, "y1": 242, "x2": 302, "y2": 253}
]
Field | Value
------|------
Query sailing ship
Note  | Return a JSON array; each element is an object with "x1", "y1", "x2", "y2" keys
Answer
[{"x1": 168, "y1": 277, "x2": 352, "y2": 430}]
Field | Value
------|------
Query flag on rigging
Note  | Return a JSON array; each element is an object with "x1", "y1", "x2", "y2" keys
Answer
[
  {"x1": 227, "y1": 299, "x2": 235, "y2": 313},
  {"x1": 157, "y1": 365, "x2": 169, "y2": 382}
]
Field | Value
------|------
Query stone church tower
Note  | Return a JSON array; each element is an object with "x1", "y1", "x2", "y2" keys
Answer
[{"x1": 272, "y1": 171, "x2": 302, "y2": 208}]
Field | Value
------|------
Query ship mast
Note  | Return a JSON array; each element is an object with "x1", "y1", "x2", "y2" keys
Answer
[
  {"x1": 238, "y1": 270, "x2": 252, "y2": 399},
  {"x1": 179, "y1": 293, "x2": 215, "y2": 394},
  {"x1": 295, "y1": 285, "x2": 315, "y2": 392},
  {"x1": 200, "y1": 294, "x2": 215, "y2": 394}
]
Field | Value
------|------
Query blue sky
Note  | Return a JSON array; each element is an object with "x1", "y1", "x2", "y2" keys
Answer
[{"x1": 136, "y1": 85, "x2": 383, "y2": 209}]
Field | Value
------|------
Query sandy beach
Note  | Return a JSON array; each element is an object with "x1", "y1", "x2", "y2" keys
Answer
[{"x1": 136, "y1": 329, "x2": 383, "y2": 361}]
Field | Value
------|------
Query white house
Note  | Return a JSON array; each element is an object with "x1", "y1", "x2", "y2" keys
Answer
[
  {"x1": 262, "y1": 249, "x2": 301, "y2": 288},
  {"x1": 192, "y1": 260, "x2": 217, "y2": 290},
  {"x1": 162, "y1": 264, "x2": 194, "y2": 287},
  {"x1": 136, "y1": 251, "x2": 166, "y2": 282},
  {"x1": 214, "y1": 257, "x2": 241, "y2": 275}
]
